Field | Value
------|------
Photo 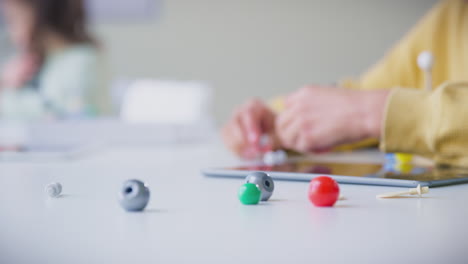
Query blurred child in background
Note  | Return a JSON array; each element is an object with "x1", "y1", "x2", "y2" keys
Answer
[{"x1": 0, "y1": 0, "x2": 110, "y2": 120}]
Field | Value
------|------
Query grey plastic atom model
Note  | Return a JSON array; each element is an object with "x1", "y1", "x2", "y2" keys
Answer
[
  {"x1": 45, "y1": 182, "x2": 62, "y2": 198},
  {"x1": 119, "y1": 179, "x2": 150, "y2": 211},
  {"x1": 245, "y1": 172, "x2": 275, "y2": 201}
]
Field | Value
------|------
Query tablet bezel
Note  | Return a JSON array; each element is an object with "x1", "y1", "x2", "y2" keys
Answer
[{"x1": 202, "y1": 160, "x2": 468, "y2": 188}]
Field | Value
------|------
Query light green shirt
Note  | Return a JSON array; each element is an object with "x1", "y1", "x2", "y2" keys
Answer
[{"x1": 0, "y1": 44, "x2": 110, "y2": 120}]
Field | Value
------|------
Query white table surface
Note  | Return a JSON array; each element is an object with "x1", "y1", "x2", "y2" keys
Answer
[{"x1": 0, "y1": 141, "x2": 467, "y2": 264}]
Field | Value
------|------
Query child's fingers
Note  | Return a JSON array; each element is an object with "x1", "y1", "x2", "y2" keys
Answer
[
  {"x1": 222, "y1": 119, "x2": 248, "y2": 157},
  {"x1": 239, "y1": 111, "x2": 260, "y2": 144}
]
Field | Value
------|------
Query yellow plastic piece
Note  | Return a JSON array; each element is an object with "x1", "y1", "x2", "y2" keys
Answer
[
  {"x1": 394, "y1": 162, "x2": 413, "y2": 174},
  {"x1": 395, "y1": 153, "x2": 413, "y2": 164}
]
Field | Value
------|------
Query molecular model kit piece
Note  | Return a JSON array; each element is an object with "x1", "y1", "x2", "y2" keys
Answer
[
  {"x1": 308, "y1": 176, "x2": 340, "y2": 207},
  {"x1": 245, "y1": 171, "x2": 275, "y2": 201},
  {"x1": 263, "y1": 150, "x2": 288, "y2": 166},
  {"x1": 377, "y1": 184, "x2": 429, "y2": 199},
  {"x1": 417, "y1": 51, "x2": 435, "y2": 91},
  {"x1": 119, "y1": 179, "x2": 150, "y2": 212},
  {"x1": 45, "y1": 182, "x2": 62, "y2": 198},
  {"x1": 238, "y1": 183, "x2": 262, "y2": 205}
]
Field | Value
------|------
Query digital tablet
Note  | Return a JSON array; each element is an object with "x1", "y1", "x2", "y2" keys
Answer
[{"x1": 203, "y1": 157, "x2": 468, "y2": 187}]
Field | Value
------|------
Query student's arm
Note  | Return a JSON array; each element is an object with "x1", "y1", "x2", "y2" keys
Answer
[
  {"x1": 335, "y1": 0, "x2": 463, "y2": 150},
  {"x1": 273, "y1": 82, "x2": 468, "y2": 168},
  {"x1": 381, "y1": 82, "x2": 468, "y2": 167}
]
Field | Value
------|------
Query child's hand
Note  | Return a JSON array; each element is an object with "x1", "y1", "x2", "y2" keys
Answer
[
  {"x1": 222, "y1": 98, "x2": 279, "y2": 159},
  {"x1": 276, "y1": 86, "x2": 389, "y2": 153},
  {"x1": 1, "y1": 53, "x2": 38, "y2": 89}
]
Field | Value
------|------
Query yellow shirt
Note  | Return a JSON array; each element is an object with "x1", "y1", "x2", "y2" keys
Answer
[{"x1": 342, "y1": 0, "x2": 468, "y2": 90}]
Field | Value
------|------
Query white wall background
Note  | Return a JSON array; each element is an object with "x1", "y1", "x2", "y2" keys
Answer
[{"x1": 1, "y1": 0, "x2": 439, "y2": 124}]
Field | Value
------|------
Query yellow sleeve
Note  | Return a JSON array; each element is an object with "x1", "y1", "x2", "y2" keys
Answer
[
  {"x1": 381, "y1": 82, "x2": 468, "y2": 167},
  {"x1": 341, "y1": 0, "x2": 460, "y2": 91}
]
